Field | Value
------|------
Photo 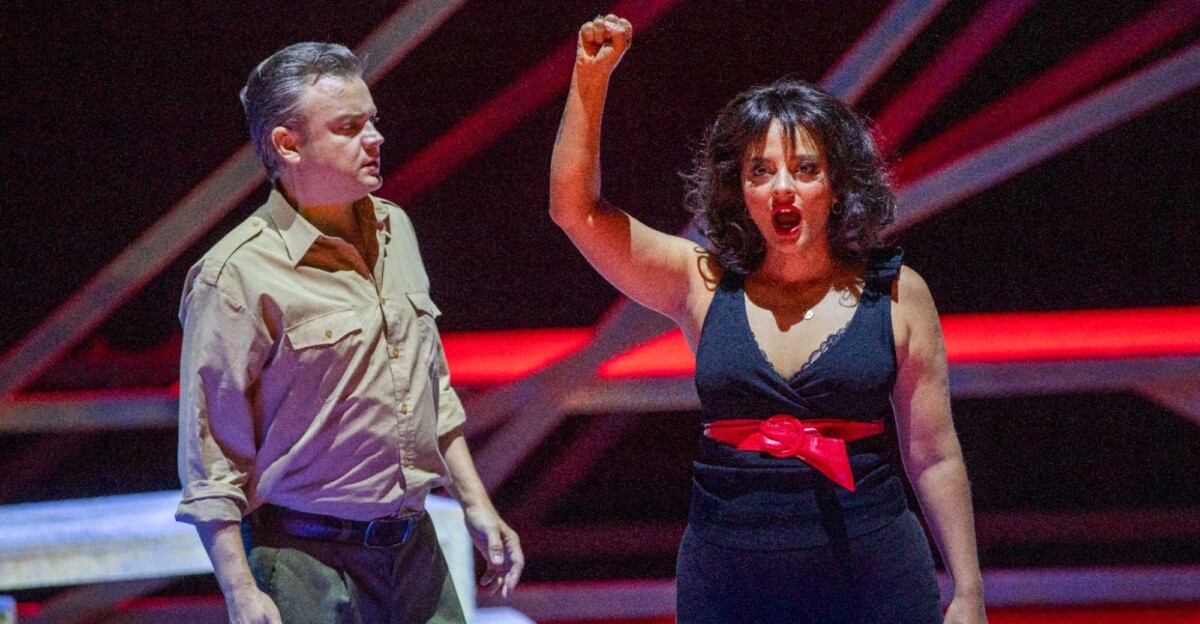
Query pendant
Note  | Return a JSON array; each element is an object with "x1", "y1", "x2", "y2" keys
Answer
[{"x1": 803, "y1": 309, "x2": 814, "y2": 321}]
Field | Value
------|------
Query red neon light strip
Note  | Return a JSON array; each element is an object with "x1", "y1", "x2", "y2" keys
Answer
[
  {"x1": 10, "y1": 307, "x2": 1199, "y2": 402},
  {"x1": 597, "y1": 306, "x2": 1200, "y2": 380},
  {"x1": 598, "y1": 328, "x2": 693, "y2": 379},
  {"x1": 939, "y1": 307, "x2": 1200, "y2": 362},
  {"x1": 893, "y1": 0, "x2": 1200, "y2": 184},
  {"x1": 378, "y1": 0, "x2": 684, "y2": 205},
  {"x1": 441, "y1": 328, "x2": 593, "y2": 384},
  {"x1": 873, "y1": 0, "x2": 1034, "y2": 151}
]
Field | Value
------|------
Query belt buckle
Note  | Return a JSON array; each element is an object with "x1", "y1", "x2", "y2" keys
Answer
[{"x1": 363, "y1": 512, "x2": 418, "y2": 548}]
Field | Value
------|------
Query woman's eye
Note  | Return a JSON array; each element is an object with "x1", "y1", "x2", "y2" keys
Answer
[{"x1": 796, "y1": 163, "x2": 817, "y2": 175}]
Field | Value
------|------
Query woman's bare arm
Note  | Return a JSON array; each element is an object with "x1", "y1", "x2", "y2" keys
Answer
[
  {"x1": 550, "y1": 15, "x2": 705, "y2": 322},
  {"x1": 892, "y1": 266, "x2": 988, "y2": 624}
]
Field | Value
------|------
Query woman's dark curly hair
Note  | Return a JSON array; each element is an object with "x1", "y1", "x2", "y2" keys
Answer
[{"x1": 683, "y1": 78, "x2": 895, "y2": 274}]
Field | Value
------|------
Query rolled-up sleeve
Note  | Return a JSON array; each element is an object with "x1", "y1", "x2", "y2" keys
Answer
[
  {"x1": 175, "y1": 264, "x2": 271, "y2": 525},
  {"x1": 433, "y1": 337, "x2": 467, "y2": 443}
]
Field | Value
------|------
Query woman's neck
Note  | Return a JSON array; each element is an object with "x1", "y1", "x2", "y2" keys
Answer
[{"x1": 753, "y1": 246, "x2": 839, "y2": 288}]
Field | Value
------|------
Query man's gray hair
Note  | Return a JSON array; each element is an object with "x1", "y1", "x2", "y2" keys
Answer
[{"x1": 241, "y1": 42, "x2": 364, "y2": 180}]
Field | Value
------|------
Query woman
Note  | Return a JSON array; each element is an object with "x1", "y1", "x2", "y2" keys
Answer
[{"x1": 550, "y1": 14, "x2": 987, "y2": 624}]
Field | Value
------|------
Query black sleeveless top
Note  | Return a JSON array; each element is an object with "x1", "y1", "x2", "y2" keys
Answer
[{"x1": 689, "y1": 248, "x2": 908, "y2": 549}]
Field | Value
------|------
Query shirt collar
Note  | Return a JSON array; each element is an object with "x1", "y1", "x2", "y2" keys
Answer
[{"x1": 263, "y1": 185, "x2": 390, "y2": 267}]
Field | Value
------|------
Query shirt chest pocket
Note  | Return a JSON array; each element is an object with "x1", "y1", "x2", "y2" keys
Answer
[
  {"x1": 405, "y1": 292, "x2": 441, "y2": 320},
  {"x1": 287, "y1": 308, "x2": 364, "y2": 350},
  {"x1": 283, "y1": 308, "x2": 365, "y2": 405},
  {"x1": 402, "y1": 292, "x2": 441, "y2": 368}
]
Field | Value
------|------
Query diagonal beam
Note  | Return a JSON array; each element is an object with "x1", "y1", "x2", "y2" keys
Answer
[
  {"x1": 1137, "y1": 376, "x2": 1200, "y2": 427},
  {"x1": 377, "y1": 0, "x2": 685, "y2": 205},
  {"x1": 889, "y1": 40, "x2": 1200, "y2": 232},
  {"x1": 471, "y1": 301, "x2": 675, "y2": 490},
  {"x1": 505, "y1": 413, "x2": 639, "y2": 525},
  {"x1": 23, "y1": 578, "x2": 176, "y2": 624},
  {"x1": 893, "y1": 0, "x2": 1200, "y2": 183},
  {"x1": 821, "y1": 0, "x2": 951, "y2": 104},
  {"x1": 0, "y1": 0, "x2": 468, "y2": 401},
  {"x1": 873, "y1": 0, "x2": 1035, "y2": 150}
]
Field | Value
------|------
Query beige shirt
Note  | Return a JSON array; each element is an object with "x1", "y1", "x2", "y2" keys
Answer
[{"x1": 176, "y1": 188, "x2": 466, "y2": 525}]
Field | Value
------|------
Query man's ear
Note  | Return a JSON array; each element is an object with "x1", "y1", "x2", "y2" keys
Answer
[{"x1": 272, "y1": 126, "x2": 301, "y2": 166}]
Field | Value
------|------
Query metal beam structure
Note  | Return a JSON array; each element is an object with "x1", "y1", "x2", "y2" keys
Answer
[
  {"x1": 821, "y1": 0, "x2": 952, "y2": 103},
  {"x1": 890, "y1": 40, "x2": 1200, "y2": 232},
  {"x1": 1137, "y1": 376, "x2": 1200, "y2": 427},
  {"x1": 468, "y1": 301, "x2": 676, "y2": 490},
  {"x1": 559, "y1": 355, "x2": 1200, "y2": 415},
  {"x1": 6, "y1": 352, "x2": 1195, "y2": 434},
  {"x1": 378, "y1": 0, "x2": 685, "y2": 205},
  {"x1": 893, "y1": 0, "x2": 1200, "y2": 183},
  {"x1": 474, "y1": 567, "x2": 1200, "y2": 619},
  {"x1": 515, "y1": 506, "x2": 1200, "y2": 562},
  {"x1": 23, "y1": 578, "x2": 177, "y2": 624},
  {"x1": 873, "y1": 0, "x2": 1035, "y2": 149},
  {"x1": 0, "y1": 0, "x2": 470, "y2": 401}
]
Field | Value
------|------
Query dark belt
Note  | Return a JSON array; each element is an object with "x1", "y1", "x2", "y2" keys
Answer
[{"x1": 252, "y1": 504, "x2": 423, "y2": 549}]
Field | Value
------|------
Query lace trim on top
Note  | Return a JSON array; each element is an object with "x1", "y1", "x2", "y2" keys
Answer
[{"x1": 758, "y1": 323, "x2": 852, "y2": 383}]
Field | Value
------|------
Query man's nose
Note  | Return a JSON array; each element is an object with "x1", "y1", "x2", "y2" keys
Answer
[{"x1": 364, "y1": 122, "x2": 385, "y2": 148}]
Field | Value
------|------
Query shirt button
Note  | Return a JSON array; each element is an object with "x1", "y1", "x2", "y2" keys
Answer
[
  {"x1": 380, "y1": 297, "x2": 388, "y2": 305},
  {"x1": 391, "y1": 348, "x2": 401, "y2": 359},
  {"x1": 324, "y1": 330, "x2": 333, "y2": 339},
  {"x1": 401, "y1": 404, "x2": 408, "y2": 414}
]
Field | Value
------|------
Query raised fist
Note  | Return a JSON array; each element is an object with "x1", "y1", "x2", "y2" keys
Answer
[{"x1": 576, "y1": 14, "x2": 633, "y2": 76}]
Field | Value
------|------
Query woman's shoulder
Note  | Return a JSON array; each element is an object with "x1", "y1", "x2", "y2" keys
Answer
[
  {"x1": 680, "y1": 249, "x2": 728, "y2": 348},
  {"x1": 893, "y1": 264, "x2": 939, "y2": 323},
  {"x1": 865, "y1": 246, "x2": 904, "y2": 279}
]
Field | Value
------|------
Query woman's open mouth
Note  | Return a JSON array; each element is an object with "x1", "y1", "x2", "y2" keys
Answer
[{"x1": 772, "y1": 205, "x2": 802, "y2": 236}]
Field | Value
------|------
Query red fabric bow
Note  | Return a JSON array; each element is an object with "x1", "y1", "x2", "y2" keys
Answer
[{"x1": 704, "y1": 415, "x2": 884, "y2": 491}]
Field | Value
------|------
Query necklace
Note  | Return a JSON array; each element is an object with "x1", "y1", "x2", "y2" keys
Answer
[
  {"x1": 799, "y1": 276, "x2": 838, "y2": 321},
  {"x1": 749, "y1": 270, "x2": 837, "y2": 323}
]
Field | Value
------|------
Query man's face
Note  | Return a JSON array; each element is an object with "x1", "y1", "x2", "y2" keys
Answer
[{"x1": 288, "y1": 75, "x2": 384, "y2": 204}]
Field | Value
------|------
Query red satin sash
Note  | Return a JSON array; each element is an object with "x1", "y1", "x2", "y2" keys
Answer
[{"x1": 703, "y1": 415, "x2": 884, "y2": 492}]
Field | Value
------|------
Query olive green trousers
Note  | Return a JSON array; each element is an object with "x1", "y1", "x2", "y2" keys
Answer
[{"x1": 246, "y1": 513, "x2": 465, "y2": 624}]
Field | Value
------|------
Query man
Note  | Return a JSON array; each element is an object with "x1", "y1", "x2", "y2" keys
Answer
[{"x1": 176, "y1": 42, "x2": 522, "y2": 624}]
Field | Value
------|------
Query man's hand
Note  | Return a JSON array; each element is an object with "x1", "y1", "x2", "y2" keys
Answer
[
  {"x1": 439, "y1": 430, "x2": 524, "y2": 597},
  {"x1": 226, "y1": 584, "x2": 283, "y2": 624},
  {"x1": 943, "y1": 592, "x2": 988, "y2": 624},
  {"x1": 464, "y1": 503, "x2": 524, "y2": 598},
  {"x1": 576, "y1": 14, "x2": 632, "y2": 78},
  {"x1": 194, "y1": 521, "x2": 282, "y2": 624}
]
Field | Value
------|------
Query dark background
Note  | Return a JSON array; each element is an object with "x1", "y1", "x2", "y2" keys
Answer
[{"x1": 2, "y1": 0, "x2": 1199, "y2": 586}]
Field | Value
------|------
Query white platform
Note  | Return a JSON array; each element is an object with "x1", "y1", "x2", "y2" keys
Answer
[{"x1": 0, "y1": 491, "x2": 524, "y2": 623}]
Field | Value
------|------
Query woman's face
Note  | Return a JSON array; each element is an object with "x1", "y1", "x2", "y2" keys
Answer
[{"x1": 741, "y1": 119, "x2": 834, "y2": 259}]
